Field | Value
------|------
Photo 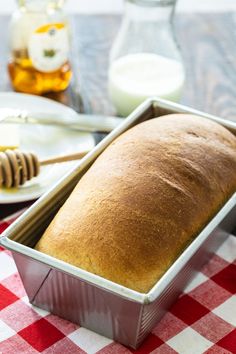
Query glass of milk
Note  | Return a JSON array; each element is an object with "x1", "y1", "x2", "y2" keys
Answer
[{"x1": 108, "y1": 0, "x2": 185, "y2": 117}]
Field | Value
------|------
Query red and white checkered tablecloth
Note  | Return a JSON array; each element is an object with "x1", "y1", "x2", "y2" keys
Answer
[{"x1": 0, "y1": 211, "x2": 235, "y2": 354}]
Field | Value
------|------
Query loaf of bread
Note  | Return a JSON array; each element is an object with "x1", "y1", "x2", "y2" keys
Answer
[{"x1": 35, "y1": 114, "x2": 236, "y2": 293}]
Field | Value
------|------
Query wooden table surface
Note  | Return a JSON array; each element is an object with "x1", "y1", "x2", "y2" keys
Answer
[
  {"x1": 0, "y1": 12, "x2": 236, "y2": 216},
  {"x1": 0, "y1": 13, "x2": 236, "y2": 118}
]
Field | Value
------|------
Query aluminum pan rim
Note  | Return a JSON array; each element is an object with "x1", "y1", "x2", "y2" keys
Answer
[{"x1": 1, "y1": 97, "x2": 236, "y2": 304}]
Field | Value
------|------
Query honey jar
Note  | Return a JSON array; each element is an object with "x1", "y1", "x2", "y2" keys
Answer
[{"x1": 8, "y1": 0, "x2": 72, "y2": 95}]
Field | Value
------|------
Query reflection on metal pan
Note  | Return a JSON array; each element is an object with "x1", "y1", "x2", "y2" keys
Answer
[{"x1": 1, "y1": 98, "x2": 236, "y2": 349}]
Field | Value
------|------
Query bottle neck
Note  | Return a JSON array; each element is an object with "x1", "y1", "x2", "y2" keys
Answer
[{"x1": 124, "y1": 0, "x2": 176, "y2": 23}]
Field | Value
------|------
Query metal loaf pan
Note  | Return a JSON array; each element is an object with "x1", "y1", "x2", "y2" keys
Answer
[{"x1": 1, "y1": 98, "x2": 236, "y2": 349}]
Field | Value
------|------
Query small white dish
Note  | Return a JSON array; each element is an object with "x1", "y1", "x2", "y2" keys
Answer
[{"x1": 0, "y1": 92, "x2": 94, "y2": 204}]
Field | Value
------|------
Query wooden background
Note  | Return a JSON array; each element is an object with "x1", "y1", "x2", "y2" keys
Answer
[{"x1": 0, "y1": 13, "x2": 236, "y2": 119}]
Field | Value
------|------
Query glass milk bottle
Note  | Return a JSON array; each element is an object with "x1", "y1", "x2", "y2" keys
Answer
[
  {"x1": 108, "y1": 0, "x2": 185, "y2": 116},
  {"x1": 8, "y1": 0, "x2": 72, "y2": 95}
]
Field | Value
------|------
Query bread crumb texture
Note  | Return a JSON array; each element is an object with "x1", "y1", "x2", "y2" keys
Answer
[{"x1": 35, "y1": 114, "x2": 236, "y2": 293}]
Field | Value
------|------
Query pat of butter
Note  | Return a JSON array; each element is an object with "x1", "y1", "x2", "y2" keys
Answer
[{"x1": 0, "y1": 124, "x2": 20, "y2": 151}]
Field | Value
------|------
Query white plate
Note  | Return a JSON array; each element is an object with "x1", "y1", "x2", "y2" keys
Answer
[{"x1": 0, "y1": 92, "x2": 94, "y2": 204}]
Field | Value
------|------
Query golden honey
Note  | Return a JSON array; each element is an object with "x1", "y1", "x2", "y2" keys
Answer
[
  {"x1": 8, "y1": 51, "x2": 72, "y2": 95},
  {"x1": 8, "y1": 1, "x2": 72, "y2": 95}
]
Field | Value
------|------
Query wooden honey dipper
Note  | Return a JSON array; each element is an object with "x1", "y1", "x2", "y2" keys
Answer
[{"x1": 0, "y1": 149, "x2": 90, "y2": 188}]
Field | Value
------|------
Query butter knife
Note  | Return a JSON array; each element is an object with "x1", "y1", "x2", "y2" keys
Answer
[{"x1": 0, "y1": 108, "x2": 123, "y2": 133}]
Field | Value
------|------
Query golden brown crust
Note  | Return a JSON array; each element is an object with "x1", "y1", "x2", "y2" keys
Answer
[{"x1": 35, "y1": 114, "x2": 236, "y2": 293}]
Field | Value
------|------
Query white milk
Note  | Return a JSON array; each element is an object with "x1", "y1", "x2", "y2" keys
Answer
[{"x1": 108, "y1": 53, "x2": 185, "y2": 116}]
